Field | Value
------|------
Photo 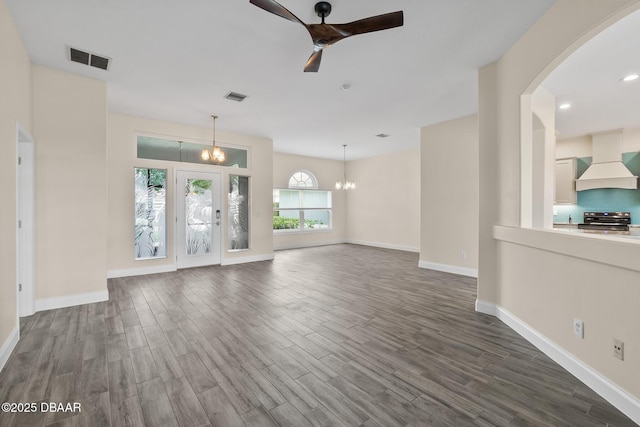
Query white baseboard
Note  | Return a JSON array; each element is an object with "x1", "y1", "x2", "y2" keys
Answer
[
  {"x1": 0, "y1": 325, "x2": 19, "y2": 373},
  {"x1": 476, "y1": 300, "x2": 640, "y2": 425},
  {"x1": 346, "y1": 239, "x2": 420, "y2": 253},
  {"x1": 107, "y1": 264, "x2": 177, "y2": 279},
  {"x1": 418, "y1": 260, "x2": 478, "y2": 278},
  {"x1": 274, "y1": 240, "x2": 346, "y2": 251},
  {"x1": 222, "y1": 253, "x2": 274, "y2": 266},
  {"x1": 35, "y1": 289, "x2": 109, "y2": 312},
  {"x1": 475, "y1": 299, "x2": 498, "y2": 315}
]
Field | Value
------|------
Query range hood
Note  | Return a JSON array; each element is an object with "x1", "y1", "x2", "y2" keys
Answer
[{"x1": 575, "y1": 130, "x2": 638, "y2": 191}]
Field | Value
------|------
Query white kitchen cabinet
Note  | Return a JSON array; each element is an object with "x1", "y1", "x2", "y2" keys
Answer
[{"x1": 555, "y1": 157, "x2": 577, "y2": 204}]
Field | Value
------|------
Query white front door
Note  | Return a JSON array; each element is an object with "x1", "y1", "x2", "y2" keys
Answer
[{"x1": 176, "y1": 170, "x2": 222, "y2": 268}]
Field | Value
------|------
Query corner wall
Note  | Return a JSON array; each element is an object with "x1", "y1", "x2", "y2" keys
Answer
[
  {"x1": 346, "y1": 148, "x2": 420, "y2": 252},
  {"x1": 273, "y1": 152, "x2": 346, "y2": 250},
  {"x1": 0, "y1": 0, "x2": 32, "y2": 368},
  {"x1": 420, "y1": 115, "x2": 478, "y2": 276},
  {"x1": 32, "y1": 66, "x2": 108, "y2": 309}
]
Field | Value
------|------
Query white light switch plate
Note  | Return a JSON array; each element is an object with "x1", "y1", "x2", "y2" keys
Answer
[{"x1": 574, "y1": 319, "x2": 584, "y2": 338}]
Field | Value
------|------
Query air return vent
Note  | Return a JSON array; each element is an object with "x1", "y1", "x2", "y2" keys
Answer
[
  {"x1": 224, "y1": 91, "x2": 248, "y2": 102},
  {"x1": 68, "y1": 47, "x2": 111, "y2": 70}
]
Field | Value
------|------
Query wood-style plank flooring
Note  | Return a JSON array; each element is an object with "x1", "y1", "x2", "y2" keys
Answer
[{"x1": 0, "y1": 244, "x2": 636, "y2": 426}]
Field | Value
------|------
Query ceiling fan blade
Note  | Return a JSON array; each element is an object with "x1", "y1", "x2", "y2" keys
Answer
[
  {"x1": 249, "y1": 0, "x2": 304, "y2": 25},
  {"x1": 333, "y1": 10, "x2": 403, "y2": 37},
  {"x1": 304, "y1": 49, "x2": 323, "y2": 73}
]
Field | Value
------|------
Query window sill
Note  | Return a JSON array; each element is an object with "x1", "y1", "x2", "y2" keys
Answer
[{"x1": 273, "y1": 229, "x2": 333, "y2": 236}]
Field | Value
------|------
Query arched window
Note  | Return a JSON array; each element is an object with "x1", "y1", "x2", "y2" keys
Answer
[
  {"x1": 274, "y1": 170, "x2": 332, "y2": 233},
  {"x1": 288, "y1": 170, "x2": 317, "y2": 189}
]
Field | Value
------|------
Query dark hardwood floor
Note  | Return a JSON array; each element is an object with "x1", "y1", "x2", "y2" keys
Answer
[{"x1": 0, "y1": 244, "x2": 636, "y2": 426}]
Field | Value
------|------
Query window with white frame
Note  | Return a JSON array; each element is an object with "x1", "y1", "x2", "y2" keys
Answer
[
  {"x1": 274, "y1": 171, "x2": 332, "y2": 232},
  {"x1": 288, "y1": 170, "x2": 316, "y2": 188}
]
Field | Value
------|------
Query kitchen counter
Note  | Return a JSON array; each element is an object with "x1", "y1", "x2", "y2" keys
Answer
[
  {"x1": 552, "y1": 223, "x2": 640, "y2": 240},
  {"x1": 553, "y1": 222, "x2": 578, "y2": 228}
]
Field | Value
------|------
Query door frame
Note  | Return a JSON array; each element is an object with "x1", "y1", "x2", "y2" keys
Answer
[
  {"x1": 17, "y1": 123, "x2": 35, "y2": 317},
  {"x1": 174, "y1": 169, "x2": 223, "y2": 269}
]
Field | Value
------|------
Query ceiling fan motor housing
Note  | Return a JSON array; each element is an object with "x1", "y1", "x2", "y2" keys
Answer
[{"x1": 315, "y1": 2, "x2": 332, "y2": 19}]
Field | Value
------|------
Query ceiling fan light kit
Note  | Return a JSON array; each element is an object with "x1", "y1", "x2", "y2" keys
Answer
[{"x1": 249, "y1": 0, "x2": 403, "y2": 72}]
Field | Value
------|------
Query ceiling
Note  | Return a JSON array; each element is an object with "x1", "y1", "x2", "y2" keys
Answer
[
  {"x1": 543, "y1": 8, "x2": 640, "y2": 140},
  {"x1": 6, "y1": 0, "x2": 564, "y2": 160}
]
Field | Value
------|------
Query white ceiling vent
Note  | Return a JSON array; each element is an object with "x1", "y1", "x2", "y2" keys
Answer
[
  {"x1": 68, "y1": 47, "x2": 111, "y2": 70},
  {"x1": 224, "y1": 91, "x2": 248, "y2": 102}
]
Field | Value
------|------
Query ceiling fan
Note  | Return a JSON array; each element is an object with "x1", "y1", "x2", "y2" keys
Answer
[{"x1": 249, "y1": 0, "x2": 404, "y2": 72}]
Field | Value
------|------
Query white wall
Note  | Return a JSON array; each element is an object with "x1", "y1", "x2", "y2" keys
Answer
[
  {"x1": 420, "y1": 115, "x2": 478, "y2": 276},
  {"x1": 346, "y1": 148, "x2": 420, "y2": 252},
  {"x1": 32, "y1": 66, "x2": 108, "y2": 307},
  {"x1": 478, "y1": 0, "x2": 640, "y2": 420},
  {"x1": 107, "y1": 113, "x2": 274, "y2": 276},
  {"x1": 557, "y1": 128, "x2": 640, "y2": 158},
  {"x1": 273, "y1": 152, "x2": 346, "y2": 250},
  {"x1": 0, "y1": 0, "x2": 32, "y2": 366}
]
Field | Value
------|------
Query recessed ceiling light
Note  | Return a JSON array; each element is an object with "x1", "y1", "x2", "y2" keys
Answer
[
  {"x1": 558, "y1": 103, "x2": 571, "y2": 110},
  {"x1": 622, "y1": 73, "x2": 639, "y2": 82}
]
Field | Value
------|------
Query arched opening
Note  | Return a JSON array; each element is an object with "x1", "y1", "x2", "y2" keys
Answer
[{"x1": 521, "y1": 7, "x2": 640, "y2": 231}]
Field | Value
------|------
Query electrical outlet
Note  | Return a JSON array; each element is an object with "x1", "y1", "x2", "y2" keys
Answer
[
  {"x1": 460, "y1": 251, "x2": 467, "y2": 260},
  {"x1": 613, "y1": 339, "x2": 624, "y2": 361},
  {"x1": 573, "y1": 319, "x2": 584, "y2": 338}
]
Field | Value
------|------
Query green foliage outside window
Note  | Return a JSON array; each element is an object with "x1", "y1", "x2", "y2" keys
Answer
[
  {"x1": 189, "y1": 179, "x2": 211, "y2": 193},
  {"x1": 272, "y1": 216, "x2": 323, "y2": 230}
]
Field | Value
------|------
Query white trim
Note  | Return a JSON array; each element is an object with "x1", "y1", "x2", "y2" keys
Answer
[
  {"x1": 346, "y1": 239, "x2": 420, "y2": 253},
  {"x1": 476, "y1": 300, "x2": 640, "y2": 425},
  {"x1": 107, "y1": 264, "x2": 177, "y2": 279},
  {"x1": 418, "y1": 260, "x2": 478, "y2": 278},
  {"x1": 35, "y1": 289, "x2": 109, "y2": 312},
  {"x1": 0, "y1": 325, "x2": 19, "y2": 373},
  {"x1": 274, "y1": 239, "x2": 346, "y2": 251},
  {"x1": 17, "y1": 126, "x2": 35, "y2": 317},
  {"x1": 222, "y1": 253, "x2": 274, "y2": 266},
  {"x1": 474, "y1": 299, "x2": 498, "y2": 315}
]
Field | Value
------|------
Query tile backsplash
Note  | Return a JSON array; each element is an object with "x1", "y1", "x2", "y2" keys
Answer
[{"x1": 554, "y1": 152, "x2": 640, "y2": 224}]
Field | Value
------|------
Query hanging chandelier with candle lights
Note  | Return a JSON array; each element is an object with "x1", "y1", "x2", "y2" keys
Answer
[
  {"x1": 201, "y1": 115, "x2": 226, "y2": 163},
  {"x1": 335, "y1": 144, "x2": 355, "y2": 190}
]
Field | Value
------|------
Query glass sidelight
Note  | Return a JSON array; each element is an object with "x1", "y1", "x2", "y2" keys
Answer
[
  {"x1": 229, "y1": 175, "x2": 249, "y2": 250},
  {"x1": 134, "y1": 168, "x2": 167, "y2": 260}
]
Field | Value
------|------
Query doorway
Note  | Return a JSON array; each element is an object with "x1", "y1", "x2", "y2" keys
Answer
[
  {"x1": 176, "y1": 170, "x2": 222, "y2": 269},
  {"x1": 17, "y1": 125, "x2": 35, "y2": 317}
]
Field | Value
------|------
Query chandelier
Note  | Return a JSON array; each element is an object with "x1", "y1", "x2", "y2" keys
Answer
[
  {"x1": 335, "y1": 144, "x2": 355, "y2": 190},
  {"x1": 201, "y1": 115, "x2": 226, "y2": 163}
]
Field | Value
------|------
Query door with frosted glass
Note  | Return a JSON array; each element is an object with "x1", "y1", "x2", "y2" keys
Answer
[{"x1": 176, "y1": 171, "x2": 221, "y2": 268}]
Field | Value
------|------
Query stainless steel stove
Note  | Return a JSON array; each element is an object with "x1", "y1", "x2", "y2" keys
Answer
[{"x1": 578, "y1": 212, "x2": 631, "y2": 234}]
